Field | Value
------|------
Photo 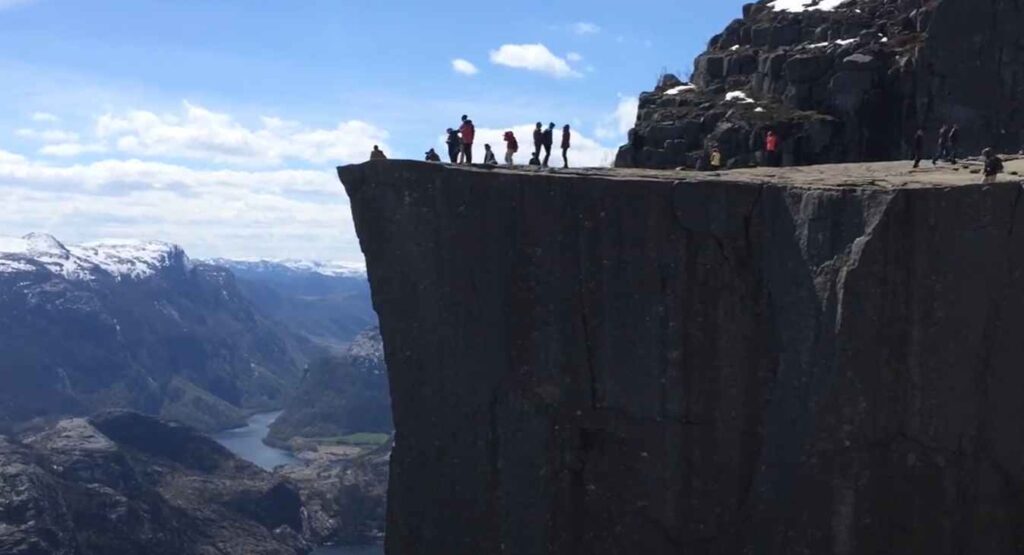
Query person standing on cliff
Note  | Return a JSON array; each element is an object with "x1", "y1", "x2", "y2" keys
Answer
[
  {"x1": 533, "y1": 122, "x2": 543, "y2": 160},
  {"x1": 947, "y1": 124, "x2": 960, "y2": 164},
  {"x1": 982, "y1": 148, "x2": 1004, "y2": 184},
  {"x1": 561, "y1": 125, "x2": 571, "y2": 169},
  {"x1": 933, "y1": 124, "x2": 949, "y2": 165},
  {"x1": 503, "y1": 131, "x2": 519, "y2": 166},
  {"x1": 765, "y1": 130, "x2": 779, "y2": 167},
  {"x1": 459, "y1": 115, "x2": 475, "y2": 164},
  {"x1": 912, "y1": 128, "x2": 924, "y2": 168},
  {"x1": 446, "y1": 128, "x2": 461, "y2": 164},
  {"x1": 710, "y1": 146, "x2": 723, "y2": 171},
  {"x1": 541, "y1": 123, "x2": 555, "y2": 167}
]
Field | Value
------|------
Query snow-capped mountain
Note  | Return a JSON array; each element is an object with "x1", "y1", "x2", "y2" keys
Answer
[
  {"x1": 0, "y1": 233, "x2": 189, "y2": 281},
  {"x1": 207, "y1": 258, "x2": 366, "y2": 278}
]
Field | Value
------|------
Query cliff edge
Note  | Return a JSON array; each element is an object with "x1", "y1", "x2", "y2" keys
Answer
[{"x1": 340, "y1": 160, "x2": 1024, "y2": 554}]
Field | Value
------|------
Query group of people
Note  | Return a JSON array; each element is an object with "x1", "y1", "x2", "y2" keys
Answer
[
  {"x1": 403, "y1": 115, "x2": 577, "y2": 169},
  {"x1": 911, "y1": 124, "x2": 962, "y2": 168},
  {"x1": 707, "y1": 130, "x2": 779, "y2": 171}
]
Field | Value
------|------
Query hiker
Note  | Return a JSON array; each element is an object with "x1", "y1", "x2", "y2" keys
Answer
[
  {"x1": 542, "y1": 122, "x2": 555, "y2": 167},
  {"x1": 503, "y1": 131, "x2": 519, "y2": 166},
  {"x1": 628, "y1": 128, "x2": 645, "y2": 167},
  {"x1": 425, "y1": 148, "x2": 441, "y2": 162},
  {"x1": 982, "y1": 148, "x2": 1004, "y2": 184},
  {"x1": 561, "y1": 125, "x2": 571, "y2": 169},
  {"x1": 446, "y1": 128, "x2": 461, "y2": 163},
  {"x1": 765, "y1": 130, "x2": 779, "y2": 167},
  {"x1": 483, "y1": 144, "x2": 498, "y2": 165},
  {"x1": 459, "y1": 115, "x2": 475, "y2": 164},
  {"x1": 912, "y1": 128, "x2": 924, "y2": 168},
  {"x1": 528, "y1": 152, "x2": 541, "y2": 166},
  {"x1": 533, "y1": 122, "x2": 544, "y2": 159},
  {"x1": 947, "y1": 124, "x2": 960, "y2": 164},
  {"x1": 933, "y1": 125, "x2": 949, "y2": 165},
  {"x1": 709, "y1": 146, "x2": 723, "y2": 170},
  {"x1": 369, "y1": 145, "x2": 387, "y2": 160}
]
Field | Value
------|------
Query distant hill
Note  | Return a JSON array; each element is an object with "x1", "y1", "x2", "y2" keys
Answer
[
  {"x1": 0, "y1": 233, "x2": 309, "y2": 432},
  {"x1": 209, "y1": 259, "x2": 377, "y2": 353}
]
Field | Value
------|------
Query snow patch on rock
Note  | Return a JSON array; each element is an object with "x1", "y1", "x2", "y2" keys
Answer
[{"x1": 770, "y1": 0, "x2": 850, "y2": 12}]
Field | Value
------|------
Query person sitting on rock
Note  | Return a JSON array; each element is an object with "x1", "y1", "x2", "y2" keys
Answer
[
  {"x1": 912, "y1": 128, "x2": 924, "y2": 168},
  {"x1": 982, "y1": 148, "x2": 1004, "y2": 184},
  {"x1": 446, "y1": 128, "x2": 461, "y2": 164},
  {"x1": 503, "y1": 131, "x2": 519, "y2": 166},
  {"x1": 710, "y1": 146, "x2": 723, "y2": 171},
  {"x1": 947, "y1": 124, "x2": 960, "y2": 164},
  {"x1": 932, "y1": 125, "x2": 949, "y2": 166},
  {"x1": 370, "y1": 145, "x2": 387, "y2": 161},
  {"x1": 459, "y1": 115, "x2": 476, "y2": 164},
  {"x1": 541, "y1": 123, "x2": 555, "y2": 167},
  {"x1": 528, "y1": 152, "x2": 541, "y2": 166},
  {"x1": 483, "y1": 144, "x2": 498, "y2": 165},
  {"x1": 561, "y1": 125, "x2": 571, "y2": 169},
  {"x1": 425, "y1": 148, "x2": 441, "y2": 162},
  {"x1": 533, "y1": 122, "x2": 544, "y2": 160}
]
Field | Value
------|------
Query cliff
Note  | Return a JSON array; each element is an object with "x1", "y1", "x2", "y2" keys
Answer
[
  {"x1": 618, "y1": 0, "x2": 1024, "y2": 169},
  {"x1": 341, "y1": 160, "x2": 1024, "y2": 555}
]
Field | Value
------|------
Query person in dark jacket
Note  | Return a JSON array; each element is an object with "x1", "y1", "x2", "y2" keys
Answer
[
  {"x1": 982, "y1": 148, "x2": 1004, "y2": 184},
  {"x1": 912, "y1": 128, "x2": 924, "y2": 168},
  {"x1": 561, "y1": 125, "x2": 571, "y2": 169},
  {"x1": 541, "y1": 122, "x2": 555, "y2": 167},
  {"x1": 528, "y1": 152, "x2": 541, "y2": 166},
  {"x1": 932, "y1": 125, "x2": 948, "y2": 165},
  {"x1": 947, "y1": 124, "x2": 960, "y2": 164},
  {"x1": 369, "y1": 145, "x2": 387, "y2": 160},
  {"x1": 533, "y1": 122, "x2": 543, "y2": 159},
  {"x1": 446, "y1": 128, "x2": 461, "y2": 163},
  {"x1": 483, "y1": 144, "x2": 498, "y2": 165},
  {"x1": 503, "y1": 131, "x2": 519, "y2": 166},
  {"x1": 425, "y1": 148, "x2": 441, "y2": 162}
]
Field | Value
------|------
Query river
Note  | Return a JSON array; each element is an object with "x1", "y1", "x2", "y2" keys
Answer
[{"x1": 212, "y1": 411, "x2": 384, "y2": 555}]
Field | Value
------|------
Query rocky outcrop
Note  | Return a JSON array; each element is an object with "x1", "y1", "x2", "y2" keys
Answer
[
  {"x1": 340, "y1": 160, "x2": 1024, "y2": 555},
  {"x1": 0, "y1": 411, "x2": 309, "y2": 554},
  {"x1": 618, "y1": 0, "x2": 1024, "y2": 169}
]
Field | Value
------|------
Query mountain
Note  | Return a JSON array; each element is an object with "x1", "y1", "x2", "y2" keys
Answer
[
  {"x1": 267, "y1": 327, "x2": 391, "y2": 447},
  {"x1": 0, "y1": 411, "x2": 308, "y2": 554},
  {"x1": 0, "y1": 233, "x2": 308, "y2": 432},
  {"x1": 209, "y1": 259, "x2": 377, "y2": 353},
  {"x1": 618, "y1": 0, "x2": 1024, "y2": 168}
]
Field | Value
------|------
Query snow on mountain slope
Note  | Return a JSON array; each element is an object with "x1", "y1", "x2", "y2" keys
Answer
[
  {"x1": 0, "y1": 233, "x2": 189, "y2": 280},
  {"x1": 208, "y1": 258, "x2": 366, "y2": 278},
  {"x1": 769, "y1": 0, "x2": 850, "y2": 12}
]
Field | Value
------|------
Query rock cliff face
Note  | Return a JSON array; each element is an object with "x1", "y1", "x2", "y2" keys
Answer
[
  {"x1": 341, "y1": 160, "x2": 1024, "y2": 555},
  {"x1": 618, "y1": 0, "x2": 1024, "y2": 169}
]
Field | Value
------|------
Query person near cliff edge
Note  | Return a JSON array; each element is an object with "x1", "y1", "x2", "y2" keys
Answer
[
  {"x1": 932, "y1": 124, "x2": 949, "y2": 165},
  {"x1": 425, "y1": 148, "x2": 441, "y2": 162},
  {"x1": 947, "y1": 124, "x2": 960, "y2": 164},
  {"x1": 483, "y1": 144, "x2": 498, "y2": 165},
  {"x1": 528, "y1": 152, "x2": 541, "y2": 166},
  {"x1": 710, "y1": 146, "x2": 723, "y2": 171},
  {"x1": 982, "y1": 148, "x2": 1004, "y2": 184},
  {"x1": 912, "y1": 128, "x2": 924, "y2": 168},
  {"x1": 446, "y1": 128, "x2": 461, "y2": 164},
  {"x1": 459, "y1": 115, "x2": 476, "y2": 164},
  {"x1": 541, "y1": 122, "x2": 555, "y2": 167},
  {"x1": 503, "y1": 131, "x2": 519, "y2": 166},
  {"x1": 370, "y1": 145, "x2": 387, "y2": 160},
  {"x1": 533, "y1": 122, "x2": 544, "y2": 159},
  {"x1": 561, "y1": 124, "x2": 571, "y2": 169},
  {"x1": 765, "y1": 130, "x2": 779, "y2": 167}
]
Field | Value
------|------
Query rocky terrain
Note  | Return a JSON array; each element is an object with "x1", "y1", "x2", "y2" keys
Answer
[
  {"x1": 0, "y1": 234, "x2": 309, "y2": 432},
  {"x1": 268, "y1": 327, "x2": 391, "y2": 448},
  {"x1": 0, "y1": 411, "x2": 308, "y2": 555},
  {"x1": 618, "y1": 0, "x2": 1024, "y2": 169},
  {"x1": 341, "y1": 159, "x2": 1024, "y2": 554}
]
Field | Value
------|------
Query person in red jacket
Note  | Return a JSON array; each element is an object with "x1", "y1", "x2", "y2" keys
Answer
[
  {"x1": 765, "y1": 130, "x2": 779, "y2": 167},
  {"x1": 459, "y1": 115, "x2": 475, "y2": 164},
  {"x1": 561, "y1": 125, "x2": 571, "y2": 169},
  {"x1": 503, "y1": 131, "x2": 519, "y2": 166}
]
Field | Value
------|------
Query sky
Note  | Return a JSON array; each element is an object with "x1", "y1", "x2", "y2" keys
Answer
[{"x1": 0, "y1": 0, "x2": 750, "y2": 261}]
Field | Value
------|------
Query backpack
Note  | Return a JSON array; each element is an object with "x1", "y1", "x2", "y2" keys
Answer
[{"x1": 509, "y1": 138, "x2": 519, "y2": 152}]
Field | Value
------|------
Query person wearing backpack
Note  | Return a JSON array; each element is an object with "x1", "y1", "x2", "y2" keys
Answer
[
  {"x1": 503, "y1": 131, "x2": 519, "y2": 166},
  {"x1": 561, "y1": 125, "x2": 571, "y2": 169},
  {"x1": 459, "y1": 115, "x2": 476, "y2": 164},
  {"x1": 446, "y1": 128, "x2": 461, "y2": 163},
  {"x1": 982, "y1": 148, "x2": 1004, "y2": 184}
]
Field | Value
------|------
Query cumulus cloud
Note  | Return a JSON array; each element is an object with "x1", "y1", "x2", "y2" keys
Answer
[
  {"x1": 451, "y1": 58, "x2": 479, "y2": 76},
  {"x1": 570, "y1": 22, "x2": 601, "y2": 35},
  {"x1": 39, "y1": 143, "x2": 109, "y2": 157},
  {"x1": 16, "y1": 128, "x2": 80, "y2": 143},
  {"x1": 489, "y1": 44, "x2": 582, "y2": 79},
  {"x1": 94, "y1": 101, "x2": 389, "y2": 166},
  {"x1": 436, "y1": 124, "x2": 616, "y2": 168},
  {"x1": 595, "y1": 96, "x2": 639, "y2": 142}
]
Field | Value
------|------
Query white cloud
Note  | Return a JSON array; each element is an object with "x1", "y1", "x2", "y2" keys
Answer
[
  {"x1": 436, "y1": 124, "x2": 616, "y2": 168},
  {"x1": 570, "y1": 22, "x2": 601, "y2": 35},
  {"x1": 39, "y1": 143, "x2": 108, "y2": 157},
  {"x1": 451, "y1": 59, "x2": 479, "y2": 76},
  {"x1": 566, "y1": 52, "x2": 583, "y2": 62},
  {"x1": 31, "y1": 112, "x2": 60, "y2": 123},
  {"x1": 489, "y1": 44, "x2": 582, "y2": 79},
  {"x1": 16, "y1": 128, "x2": 80, "y2": 142},
  {"x1": 95, "y1": 101, "x2": 389, "y2": 166},
  {"x1": 595, "y1": 96, "x2": 639, "y2": 142}
]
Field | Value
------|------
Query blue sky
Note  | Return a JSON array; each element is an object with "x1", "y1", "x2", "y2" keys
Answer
[{"x1": 0, "y1": 0, "x2": 749, "y2": 261}]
